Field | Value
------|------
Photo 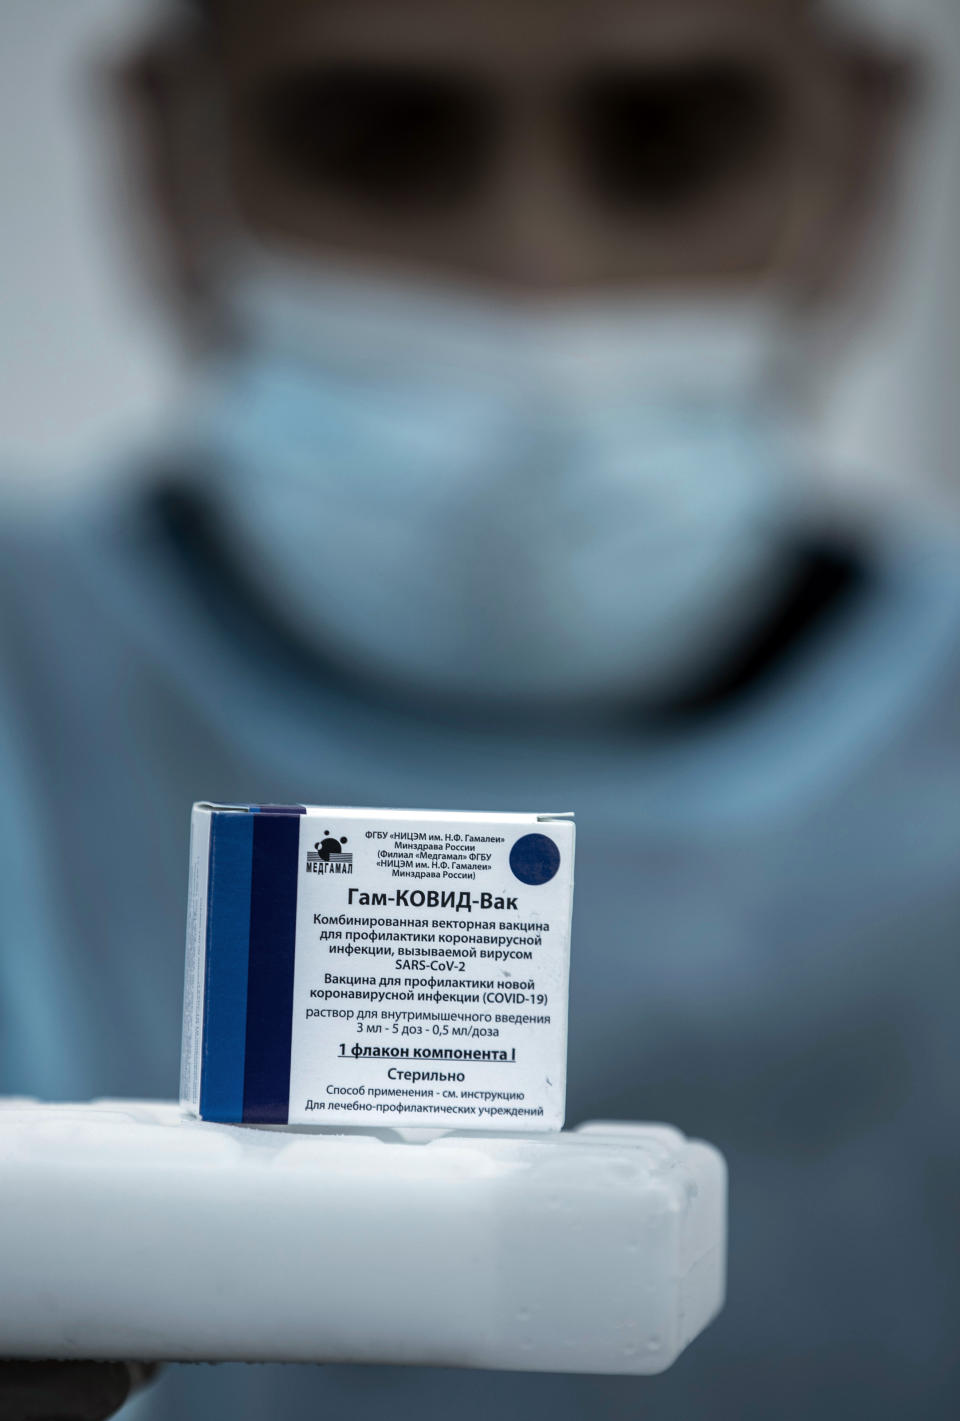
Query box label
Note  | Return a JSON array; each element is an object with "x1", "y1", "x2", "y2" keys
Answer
[{"x1": 286, "y1": 812, "x2": 574, "y2": 1129}]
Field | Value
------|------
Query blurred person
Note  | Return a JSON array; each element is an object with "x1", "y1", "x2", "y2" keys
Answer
[{"x1": 1, "y1": 1, "x2": 959, "y2": 1419}]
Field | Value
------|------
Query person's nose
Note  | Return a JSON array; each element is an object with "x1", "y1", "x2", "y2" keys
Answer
[{"x1": 477, "y1": 96, "x2": 607, "y2": 291}]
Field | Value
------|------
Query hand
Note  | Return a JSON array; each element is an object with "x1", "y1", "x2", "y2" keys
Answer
[{"x1": 0, "y1": 1362, "x2": 158, "y2": 1420}]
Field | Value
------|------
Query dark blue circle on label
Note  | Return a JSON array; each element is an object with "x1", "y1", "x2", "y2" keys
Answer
[{"x1": 509, "y1": 833, "x2": 561, "y2": 886}]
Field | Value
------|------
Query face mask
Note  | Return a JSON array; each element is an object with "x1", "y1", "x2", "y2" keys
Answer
[{"x1": 193, "y1": 247, "x2": 796, "y2": 709}]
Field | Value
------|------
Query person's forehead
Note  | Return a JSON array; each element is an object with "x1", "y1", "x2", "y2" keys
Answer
[{"x1": 206, "y1": 0, "x2": 818, "y2": 72}]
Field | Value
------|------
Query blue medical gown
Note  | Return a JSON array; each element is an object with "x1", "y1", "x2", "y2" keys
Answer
[{"x1": 1, "y1": 482, "x2": 959, "y2": 1421}]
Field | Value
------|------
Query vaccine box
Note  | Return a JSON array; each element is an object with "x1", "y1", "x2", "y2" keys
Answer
[{"x1": 181, "y1": 805, "x2": 575, "y2": 1129}]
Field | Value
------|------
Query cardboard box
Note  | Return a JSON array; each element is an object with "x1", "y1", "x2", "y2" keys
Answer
[{"x1": 181, "y1": 804, "x2": 575, "y2": 1129}]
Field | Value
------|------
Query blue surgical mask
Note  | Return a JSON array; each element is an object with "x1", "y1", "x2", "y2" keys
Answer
[{"x1": 193, "y1": 248, "x2": 796, "y2": 708}]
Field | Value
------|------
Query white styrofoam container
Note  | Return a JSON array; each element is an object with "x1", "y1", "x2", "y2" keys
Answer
[{"x1": 0, "y1": 1100, "x2": 725, "y2": 1374}]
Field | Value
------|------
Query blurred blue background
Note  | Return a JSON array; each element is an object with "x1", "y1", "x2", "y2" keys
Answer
[{"x1": 1, "y1": 3, "x2": 959, "y2": 1421}]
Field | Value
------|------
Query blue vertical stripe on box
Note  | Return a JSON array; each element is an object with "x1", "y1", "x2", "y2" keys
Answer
[
  {"x1": 199, "y1": 812, "x2": 254, "y2": 1123},
  {"x1": 242, "y1": 810, "x2": 303, "y2": 1122}
]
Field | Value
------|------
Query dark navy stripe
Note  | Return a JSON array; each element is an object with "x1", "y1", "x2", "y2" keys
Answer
[
  {"x1": 242, "y1": 811, "x2": 302, "y2": 1122},
  {"x1": 199, "y1": 812, "x2": 254, "y2": 1122},
  {"x1": 252, "y1": 805, "x2": 307, "y2": 815}
]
